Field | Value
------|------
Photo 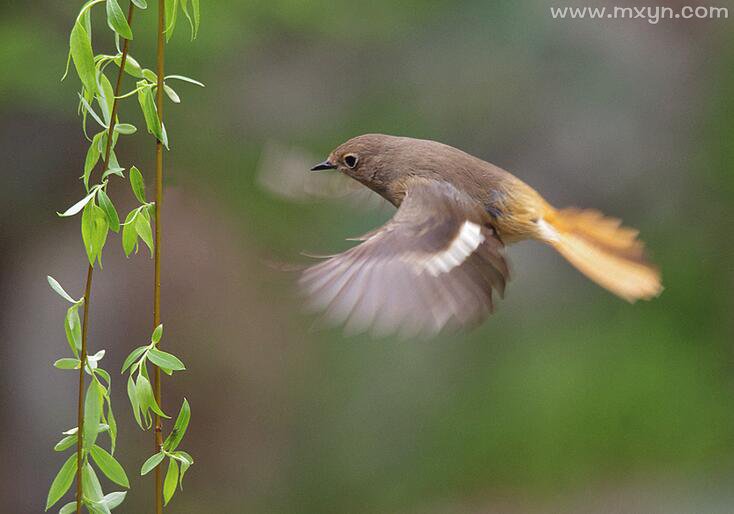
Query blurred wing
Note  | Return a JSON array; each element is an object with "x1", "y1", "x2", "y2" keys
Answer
[
  {"x1": 256, "y1": 140, "x2": 390, "y2": 211},
  {"x1": 299, "y1": 179, "x2": 510, "y2": 337}
]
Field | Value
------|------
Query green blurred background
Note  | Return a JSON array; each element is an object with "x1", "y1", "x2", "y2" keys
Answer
[{"x1": 2, "y1": 1, "x2": 734, "y2": 512}]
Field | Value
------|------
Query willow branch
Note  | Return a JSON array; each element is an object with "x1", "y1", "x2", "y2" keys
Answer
[
  {"x1": 75, "y1": 265, "x2": 94, "y2": 514},
  {"x1": 75, "y1": 4, "x2": 136, "y2": 513},
  {"x1": 153, "y1": 0, "x2": 166, "y2": 512}
]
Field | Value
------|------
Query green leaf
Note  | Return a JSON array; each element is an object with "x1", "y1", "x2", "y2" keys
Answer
[
  {"x1": 47, "y1": 276, "x2": 77, "y2": 303},
  {"x1": 165, "y1": 0, "x2": 178, "y2": 42},
  {"x1": 76, "y1": 0, "x2": 107, "y2": 23},
  {"x1": 70, "y1": 20, "x2": 96, "y2": 94},
  {"x1": 173, "y1": 451, "x2": 193, "y2": 465},
  {"x1": 122, "y1": 210, "x2": 139, "y2": 257},
  {"x1": 136, "y1": 374, "x2": 168, "y2": 418},
  {"x1": 65, "y1": 304, "x2": 82, "y2": 357},
  {"x1": 80, "y1": 87, "x2": 94, "y2": 137},
  {"x1": 140, "y1": 452, "x2": 165, "y2": 475},
  {"x1": 54, "y1": 435, "x2": 77, "y2": 452},
  {"x1": 191, "y1": 0, "x2": 200, "y2": 37},
  {"x1": 165, "y1": 74, "x2": 204, "y2": 87},
  {"x1": 93, "y1": 205, "x2": 109, "y2": 266},
  {"x1": 106, "y1": 0, "x2": 133, "y2": 39},
  {"x1": 161, "y1": 123, "x2": 169, "y2": 148},
  {"x1": 62, "y1": 46, "x2": 72, "y2": 82},
  {"x1": 100, "y1": 491, "x2": 126, "y2": 509},
  {"x1": 163, "y1": 398, "x2": 190, "y2": 451},
  {"x1": 102, "y1": 168, "x2": 125, "y2": 181},
  {"x1": 81, "y1": 201, "x2": 95, "y2": 264},
  {"x1": 105, "y1": 396, "x2": 118, "y2": 454},
  {"x1": 46, "y1": 454, "x2": 77, "y2": 510},
  {"x1": 142, "y1": 203, "x2": 154, "y2": 222},
  {"x1": 138, "y1": 86, "x2": 160, "y2": 140},
  {"x1": 90, "y1": 445, "x2": 129, "y2": 488},
  {"x1": 121, "y1": 345, "x2": 147, "y2": 373},
  {"x1": 173, "y1": 451, "x2": 193, "y2": 489},
  {"x1": 163, "y1": 84, "x2": 180, "y2": 103},
  {"x1": 142, "y1": 69, "x2": 158, "y2": 83},
  {"x1": 148, "y1": 349, "x2": 185, "y2": 372},
  {"x1": 94, "y1": 367, "x2": 111, "y2": 387},
  {"x1": 79, "y1": 94, "x2": 108, "y2": 129},
  {"x1": 86, "y1": 501, "x2": 111, "y2": 514},
  {"x1": 108, "y1": 149, "x2": 122, "y2": 172},
  {"x1": 181, "y1": 0, "x2": 192, "y2": 38},
  {"x1": 83, "y1": 134, "x2": 102, "y2": 191},
  {"x1": 113, "y1": 54, "x2": 144, "y2": 78},
  {"x1": 57, "y1": 189, "x2": 96, "y2": 217},
  {"x1": 180, "y1": 0, "x2": 199, "y2": 39},
  {"x1": 129, "y1": 166, "x2": 146, "y2": 203},
  {"x1": 82, "y1": 203, "x2": 109, "y2": 267},
  {"x1": 97, "y1": 73, "x2": 115, "y2": 126},
  {"x1": 97, "y1": 189, "x2": 120, "y2": 233},
  {"x1": 163, "y1": 458, "x2": 179, "y2": 505},
  {"x1": 54, "y1": 358, "x2": 81, "y2": 370},
  {"x1": 131, "y1": 0, "x2": 147, "y2": 8},
  {"x1": 152, "y1": 324, "x2": 163, "y2": 344},
  {"x1": 62, "y1": 423, "x2": 108, "y2": 437},
  {"x1": 82, "y1": 462, "x2": 104, "y2": 501},
  {"x1": 114, "y1": 123, "x2": 137, "y2": 135},
  {"x1": 127, "y1": 375, "x2": 143, "y2": 428},
  {"x1": 59, "y1": 501, "x2": 77, "y2": 514},
  {"x1": 135, "y1": 214, "x2": 154, "y2": 255},
  {"x1": 83, "y1": 380, "x2": 104, "y2": 451},
  {"x1": 137, "y1": 87, "x2": 168, "y2": 148},
  {"x1": 96, "y1": 131, "x2": 108, "y2": 153},
  {"x1": 80, "y1": 6, "x2": 93, "y2": 44}
]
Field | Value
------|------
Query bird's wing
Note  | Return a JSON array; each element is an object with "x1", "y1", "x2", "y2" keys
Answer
[
  {"x1": 299, "y1": 179, "x2": 510, "y2": 337},
  {"x1": 256, "y1": 140, "x2": 390, "y2": 211}
]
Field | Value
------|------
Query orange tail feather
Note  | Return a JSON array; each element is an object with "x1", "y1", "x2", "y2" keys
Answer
[{"x1": 542, "y1": 208, "x2": 663, "y2": 302}]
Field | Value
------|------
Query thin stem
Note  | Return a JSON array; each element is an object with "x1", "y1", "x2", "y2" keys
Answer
[
  {"x1": 153, "y1": 1, "x2": 166, "y2": 512},
  {"x1": 74, "y1": 4, "x2": 136, "y2": 513},
  {"x1": 74, "y1": 264, "x2": 93, "y2": 513}
]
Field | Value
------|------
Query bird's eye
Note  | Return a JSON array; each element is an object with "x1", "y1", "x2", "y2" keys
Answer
[{"x1": 343, "y1": 154, "x2": 358, "y2": 169}]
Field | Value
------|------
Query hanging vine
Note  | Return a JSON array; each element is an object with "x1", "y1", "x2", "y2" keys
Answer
[{"x1": 46, "y1": 1, "x2": 201, "y2": 512}]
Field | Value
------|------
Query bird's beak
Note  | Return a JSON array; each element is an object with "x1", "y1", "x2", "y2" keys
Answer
[{"x1": 310, "y1": 160, "x2": 337, "y2": 172}]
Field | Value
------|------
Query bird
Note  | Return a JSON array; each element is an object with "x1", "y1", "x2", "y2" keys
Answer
[{"x1": 300, "y1": 134, "x2": 662, "y2": 337}]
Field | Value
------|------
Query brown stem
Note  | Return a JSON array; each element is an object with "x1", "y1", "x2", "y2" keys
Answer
[
  {"x1": 153, "y1": 0, "x2": 166, "y2": 512},
  {"x1": 74, "y1": 4, "x2": 136, "y2": 513},
  {"x1": 74, "y1": 264, "x2": 93, "y2": 513}
]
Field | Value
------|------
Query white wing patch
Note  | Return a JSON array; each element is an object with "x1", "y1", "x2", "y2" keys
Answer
[{"x1": 406, "y1": 220, "x2": 485, "y2": 276}]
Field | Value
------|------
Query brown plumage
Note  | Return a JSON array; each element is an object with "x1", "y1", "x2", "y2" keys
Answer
[{"x1": 301, "y1": 134, "x2": 662, "y2": 336}]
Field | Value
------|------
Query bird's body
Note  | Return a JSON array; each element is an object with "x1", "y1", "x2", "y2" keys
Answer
[
  {"x1": 302, "y1": 134, "x2": 662, "y2": 336},
  {"x1": 328, "y1": 135, "x2": 551, "y2": 242}
]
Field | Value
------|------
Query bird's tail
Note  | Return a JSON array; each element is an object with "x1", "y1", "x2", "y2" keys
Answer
[{"x1": 539, "y1": 207, "x2": 662, "y2": 301}]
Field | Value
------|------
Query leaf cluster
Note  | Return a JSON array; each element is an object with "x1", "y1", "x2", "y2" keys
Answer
[
  {"x1": 47, "y1": 278, "x2": 128, "y2": 513},
  {"x1": 47, "y1": 0, "x2": 202, "y2": 511},
  {"x1": 122, "y1": 325, "x2": 194, "y2": 504}
]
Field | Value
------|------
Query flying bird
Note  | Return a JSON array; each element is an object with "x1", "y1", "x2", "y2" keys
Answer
[{"x1": 300, "y1": 134, "x2": 662, "y2": 337}]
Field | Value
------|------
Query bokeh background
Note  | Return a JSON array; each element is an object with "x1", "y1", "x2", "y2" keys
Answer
[{"x1": 2, "y1": 0, "x2": 734, "y2": 512}]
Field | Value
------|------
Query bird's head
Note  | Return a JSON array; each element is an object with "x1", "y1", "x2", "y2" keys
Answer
[{"x1": 310, "y1": 134, "x2": 407, "y2": 191}]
